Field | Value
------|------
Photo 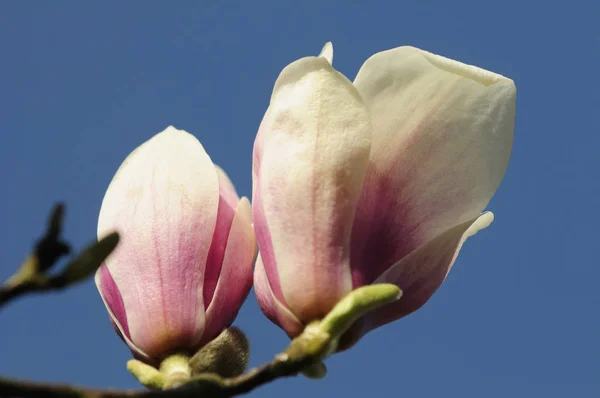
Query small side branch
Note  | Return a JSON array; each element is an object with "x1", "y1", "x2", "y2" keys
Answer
[
  {"x1": 0, "y1": 203, "x2": 402, "y2": 398},
  {"x1": 0, "y1": 203, "x2": 119, "y2": 309}
]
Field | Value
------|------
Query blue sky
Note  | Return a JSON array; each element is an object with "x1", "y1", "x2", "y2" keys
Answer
[{"x1": 0, "y1": 1, "x2": 598, "y2": 397}]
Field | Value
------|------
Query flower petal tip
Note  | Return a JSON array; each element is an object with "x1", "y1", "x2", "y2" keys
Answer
[
  {"x1": 160, "y1": 125, "x2": 185, "y2": 136},
  {"x1": 467, "y1": 212, "x2": 494, "y2": 238},
  {"x1": 318, "y1": 42, "x2": 333, "y2": 65},
  {"x1": 394, "y1": 288, "x2": 403, "y2": 300},
  {"x1": 418, "y1": 50, "x2": 511, "y2": 87}
]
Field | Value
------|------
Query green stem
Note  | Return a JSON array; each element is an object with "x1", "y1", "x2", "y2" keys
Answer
[
  {"x1": 318, "y1": 284, "x2": 402, "y2": 340},
  {"x1": 126, "y1": 360, "x2": 164, "y2": 390}
]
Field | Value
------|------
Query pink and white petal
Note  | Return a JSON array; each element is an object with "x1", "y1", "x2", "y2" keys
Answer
[
  {"x1": 351, "y1": 47, "x2": 515, "y2": 285},
  {"x1": 202, "y1": 167, "x2": 240, "y2": 312},
  {"x1": 252, "y1": 116, "x2": 288, "y2": 322},
  {"x1": 356, "y1": 212, "x2": 494, "y2": 341},
  {"x1": 214, "y1": 165, "x2": 240, "y2": 210},
  {"x1": 97, "y1": 126, "x2": 220, "y2": 358},
  {"x1": 254, "y1": 253, "x2": 305, "y2": 338},
  {"x1": 95, "y1": 264, "x2": 151, "y2": 361},
  {"x1": 201, "y1": 198, "x2": 256, "y2": 346},
  {"x1": 254, "y1": 53, "x2": 372, "y2": 323}
]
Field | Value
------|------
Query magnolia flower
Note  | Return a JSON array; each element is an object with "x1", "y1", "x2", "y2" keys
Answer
[
  {"x1": 95, "y1": 127, "x2": 256, "y2": 363},
  {"x1": 253, "y1": 43, "x2": 515, "y2": 348}
]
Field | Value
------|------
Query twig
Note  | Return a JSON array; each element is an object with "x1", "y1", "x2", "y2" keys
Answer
[
  {"x1": 0, "y1": 204, "x2": 324, "y2": 398},
  {"x1": 0, "y1": 270, "x2": 57, "y2": 306},
  {"x1": 0, "y1": 204, "x2": 119, "y2": 308},
  {"x1": 0, "y1": 203, "x2": 402, "y2": 398},
  {"x1": 0, "y1": 301, "x2": 374, "y2": 398},
  {"x1": 0, "y1": 340, "x2": 322, "y2": 398},
  {"x1": 0, "y1": 375, "x2": 138, "y2": 398},
  {"x1": 0, "y1": 282, "x2": 396, "y2": 398}
]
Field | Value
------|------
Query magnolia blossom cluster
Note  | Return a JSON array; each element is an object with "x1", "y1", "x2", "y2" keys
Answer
[{"x1": 95, "y1": 43, "x2": 515, "y2": 362}]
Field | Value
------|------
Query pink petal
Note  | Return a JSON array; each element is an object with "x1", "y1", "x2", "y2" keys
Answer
[
  {"x1": 253, "y1": 253, "x2": 304, "y2": 338},
  {"x1": 251, "y1": 164, "x2": 286, "y2": 319},
  {"x1": 253, "y1": 52, "x2": 372, "y2": 324},
  {"x1": 97, "y1": 126, "x2": 220, "y2": 359},
  {"x1": 214, "y1": 165, "x2": 239, "y2": 210},
  {"x1": 203, "y1": 167, "x2": 239, "y2": 312},
  {"x1": 201, "y1": 198, "x2": 256, "y2": 345},
  {"x1": 351, "y1": 47, "x2": 515, "y2": 286},
  {"x1": 346, "y1": 212, "x2": 494, "y2": 348},
  {"x1": 94, "y1": 264, "x2": 150, "y2": 360}
]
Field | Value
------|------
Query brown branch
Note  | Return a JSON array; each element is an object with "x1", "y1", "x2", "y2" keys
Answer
[
  {"x1": 0, "y1": 203, "x2": 330, "y2": 398},
  {"x1": 173, "y1": 340, "x2": 325, "y2": 398},
  {"x1": 0, "y1": 269, "x2": 56, "y2": 306},
  {"x1": 0, "y1": 336, "x2": 325, "y2": 398},
  {"x1": 0, "y1": 204, "x2": 119, "y2": 309},
  {"x1": 0, "y1": 376, "x2": 139, "y2": 398}
]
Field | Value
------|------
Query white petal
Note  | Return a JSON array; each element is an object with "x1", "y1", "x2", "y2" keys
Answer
[
  {"x1": 254, "y1": 54, "x2": 372, "y2": 323},
  {"x1": 361, "y1": 212, "x2": 494, "y2": 337},
  {"x1": 318, "y1": 42, "x2": 334, "y2": 65},
  {"x1": 350, "y1": 47, "x2": 515, "y2": 284}
]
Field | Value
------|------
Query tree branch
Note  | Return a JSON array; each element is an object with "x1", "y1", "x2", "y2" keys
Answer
[
  {"x1": 0, "y1": 204, "x2": 119, "y2": 308},
  {"x1": 0, "y1": 337, "x2": 324, "y2": 398},
  {"x1": 0, "y1": 376, "x2": 138, "y2": 398},
  {"x1": 0, "y1": 204, "x2": 326, "y2": 398},
  {"x1": 0, "y1": 203, "x2": 402, "y2": 398}
]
